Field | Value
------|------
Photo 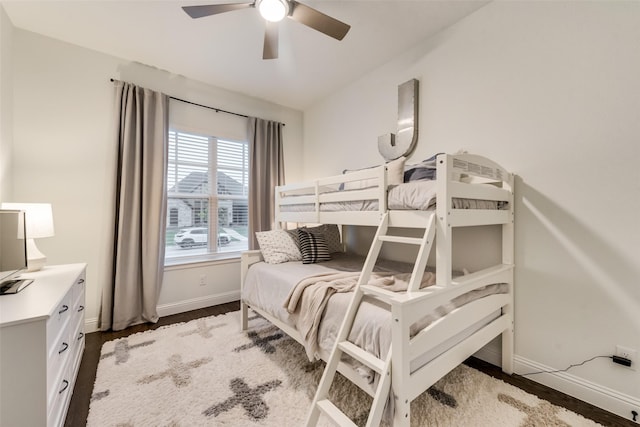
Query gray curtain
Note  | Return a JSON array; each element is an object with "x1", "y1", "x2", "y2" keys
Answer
[
  {"x1": 100, "y1": 81, "x2": 169, "y2": 331},
  {"x1": 248, "y1": 117, "x2": 285, "y2": 250}
]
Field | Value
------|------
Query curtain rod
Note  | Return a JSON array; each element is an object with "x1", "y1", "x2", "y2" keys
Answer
[
  {"x1": 109, "y1": 78, "x2": 284, "y2": 125},
  {"x1": 170, "y1": 96, "x2": 249, "y2": 120}
]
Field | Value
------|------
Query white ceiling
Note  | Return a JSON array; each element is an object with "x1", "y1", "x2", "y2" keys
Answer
[{"x1": 3, "y1": 0, "x2": 488, "y2": 110}]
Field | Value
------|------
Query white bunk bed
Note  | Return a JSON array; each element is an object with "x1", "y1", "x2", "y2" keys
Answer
[{"x1": 240, "y1": 153, "x2": 514, "y2": 426}]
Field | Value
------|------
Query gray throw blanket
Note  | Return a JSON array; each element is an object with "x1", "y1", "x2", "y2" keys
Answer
[{"x1": 283, "y1": 270, "x2": 436, "y2": 360}]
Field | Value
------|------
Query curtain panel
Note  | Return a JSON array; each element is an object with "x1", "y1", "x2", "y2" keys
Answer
[
  {"x1": 248, "y1": 117, "x2": 285, "y2": 250},
  {"x1": 100, "y1": 81, "x2": 169, "y2": 331}
]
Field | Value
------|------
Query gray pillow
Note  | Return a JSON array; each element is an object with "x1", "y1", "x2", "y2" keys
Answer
[
  {"x1": 403, "y1": 153, "x2": 442, "y2": 182},
  {"x1": 298, "y1": 228, "x2": 331, "y2": 264},
  {"x1": 286, "y1": 224, "x2": 343, "y2": 253}
]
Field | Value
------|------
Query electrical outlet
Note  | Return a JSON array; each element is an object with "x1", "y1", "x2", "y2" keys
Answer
[
  {"x1": 199, "y1": 275, "x2": 207, "y2": 286},
  {"x1": 615, "y1": 345, "x2": 637, "y2": 370}
]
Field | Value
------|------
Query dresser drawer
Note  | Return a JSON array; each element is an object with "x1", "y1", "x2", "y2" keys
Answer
[
  {"x1": 47, "y1": 324, "x2": 73, "y2": 397},
  {"x1": 70, "y1": 312, "x2": 85, "y2": 369},
  {"x1": 46, "y1": 290, "x2": 74, "y2": 351},
  {"x1": 72, "y1": 275, "x2": 85, "y2": 309},
  {"x1": 48, "y1": 362, "x2": 74, "y2": 427}
]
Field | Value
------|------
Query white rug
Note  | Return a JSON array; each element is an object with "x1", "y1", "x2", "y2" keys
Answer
[{"x1": 88, "y1": 311, "x2": 601, "y2": 426}]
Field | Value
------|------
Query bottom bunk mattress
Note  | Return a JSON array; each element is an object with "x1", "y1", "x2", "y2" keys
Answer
[{"x1": 242, "y1": 253, "x2": 507, "y2": 380}]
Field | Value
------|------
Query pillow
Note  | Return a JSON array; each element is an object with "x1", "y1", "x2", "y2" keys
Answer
[
  {"x1": 341, "y1": 165, "x2": 378, "y2": 191},
  {"x1": 286, "y1": 224, "x2": 343, "y2": 253},
  {"x1": 298, "y1": 228, "x2": 331, "y2": 264},
  {"x1": 404, "y1": 165, "x2": 436, "y2": 182},
  {"x1": 385, "y1": 156, "x2": 406, "y2": 186},
  {"x1": 403, "y1": 153, "x2": 442, "y2": 182},
  {"x1": 341, "y1": 156, "x2": 406, "y2": 190},
  {"x1": 255, "y1": 229, "x2": 301, "y2": 264}
]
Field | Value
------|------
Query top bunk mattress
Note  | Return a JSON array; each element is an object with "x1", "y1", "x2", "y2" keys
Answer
[{"x1": 279, "y1": 180, "x2": 508, "y2": 213}]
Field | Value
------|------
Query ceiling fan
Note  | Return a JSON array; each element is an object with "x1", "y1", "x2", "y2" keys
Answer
[{"x1": 182, "y1": 0, "x2": 351, "y2": 60}]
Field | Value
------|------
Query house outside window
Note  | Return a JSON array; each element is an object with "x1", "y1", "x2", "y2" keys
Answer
[{"x1": 166, "y1": 129, "x2": 249, "y2": 263}]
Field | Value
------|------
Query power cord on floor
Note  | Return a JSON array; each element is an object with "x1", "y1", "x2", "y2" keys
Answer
[{"x1": 520, "y1": 355, "x2": 612, "y2": 376}]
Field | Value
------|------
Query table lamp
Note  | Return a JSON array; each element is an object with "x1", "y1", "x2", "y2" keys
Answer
[{"x1": 1, "y1": 202, "x2": 55, "y2": 271}]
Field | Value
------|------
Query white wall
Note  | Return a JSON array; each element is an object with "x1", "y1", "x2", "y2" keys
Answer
[
  {"x1": 304, "y1": 1, "x2": 640, "y2": 421},
  {"x1": 0, "y1": 5, "x2": 12, "y2": 201},
  {"x1": 9, "y1": 27, "x2": 303, "y2": 330}
]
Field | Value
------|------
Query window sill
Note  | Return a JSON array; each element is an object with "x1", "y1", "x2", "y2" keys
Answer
[{"x1": 164, "y1": 251, "x2": 243, "y2": 271}]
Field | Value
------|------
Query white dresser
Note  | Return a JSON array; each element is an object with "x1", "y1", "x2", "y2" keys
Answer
[{"x1": 0, "y1": 264, "x2": 86, "y2": 427}]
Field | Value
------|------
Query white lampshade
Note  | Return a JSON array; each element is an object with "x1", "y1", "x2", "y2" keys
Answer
[
  {"x1": 1, "y1": 202, "x2": 54, "y2": 271},
  {"x1": 257, "y1": 0, "x2": 289, "y2": 22}
]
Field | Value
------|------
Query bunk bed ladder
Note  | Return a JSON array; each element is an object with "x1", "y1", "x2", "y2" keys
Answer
[{"x1": 306, "y1": 212, "x2": 436, "y2": 427}]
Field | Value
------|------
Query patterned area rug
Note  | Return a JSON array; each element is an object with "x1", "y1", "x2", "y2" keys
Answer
[{"x1": 88, "y1": 311, "x2": 601, "y2": 426}]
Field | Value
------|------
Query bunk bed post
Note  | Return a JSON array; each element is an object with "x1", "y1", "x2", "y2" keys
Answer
[
  {"x1": 274, "y1": 186, "x2": 282, "y2": 229},
  {"x1": 391, "y1": 303, "x2": 410, "y2": 427},
  {"x1": 381, "y1": 163, "x2": 389, "y2": 212},
  {"x1": 435, "y1": 154, "x2": 452, "y2": 285},
  {"x1": 314, "y1": 181, "x2": 320, "y2": 222},
  {"x1": 240, "y1": 250, "x2": 264, "y2": 331},
  {"x1": 501, "y1": 173, "x2": 516, "y2": 374},
  {"x1": 240, "y1": 253, "x2": 250, "y2": 331}
]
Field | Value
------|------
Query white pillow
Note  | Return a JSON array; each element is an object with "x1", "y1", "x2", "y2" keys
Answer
[
  {"x1": 255, "y1": 229, "x2": 302, "y2": 264},
  {"x1": 342, "y1": 156, "x2": 406, "y2": 190},
  {"x1": 341, "y1": 166, "x2": 378, "y2": 191},
  {"x1": 385, "y1": 156, "x2": 406, "y2": 185}
]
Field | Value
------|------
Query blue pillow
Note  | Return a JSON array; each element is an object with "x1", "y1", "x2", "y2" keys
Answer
[
  {"x1": 403, "y1": 153, "x2": 442, "y2": 182},
  {"x1": 403, "y1": 166, "x2": 436, "y2": 182}
]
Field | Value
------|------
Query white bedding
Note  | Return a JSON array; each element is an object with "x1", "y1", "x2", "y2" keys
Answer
[
  {"x1": 279, "y1": 180, "x2": 505, "y2": 212},
  {"x1": 242, "y1": 254, "x2": 507, "y2": 381}
]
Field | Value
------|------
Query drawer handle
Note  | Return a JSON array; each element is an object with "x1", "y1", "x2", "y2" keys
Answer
[
  {"x1": 78, "y1": 305, "x2": 85, "y2": 312},
  {"x1": 77, "y1": 332, "x2": 84, "y2": 341},
  {"x1": 59, "y1": 380, "x2": 69, "y2": 394},
  {"x1": 77, "y1": 278, "x2": 85, "y2": 284},
  {"x1": 59, "y1": 305, "x2": 69, "y2": 315},
  {"x1": 59, "y1": 342, "x2": 69, "y2": 354}
]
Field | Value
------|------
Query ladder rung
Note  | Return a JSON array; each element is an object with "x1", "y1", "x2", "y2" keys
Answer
[
  {"x1": 317, "y1": 400, "x2": 358, "y2": 427},
  {"x1": 360, "y1": 284, "x2": 397, "y2": 302},
  {"x1": 338, "y1": 341, "x2": 385, "y2": 373},
  {"x1": 378, "y1": 235, "x2": 423, "y2": 245}
]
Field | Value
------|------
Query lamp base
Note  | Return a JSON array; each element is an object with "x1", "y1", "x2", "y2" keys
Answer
[{"x1": 26, "y1": 238, "x2": 47, "y2": 272}]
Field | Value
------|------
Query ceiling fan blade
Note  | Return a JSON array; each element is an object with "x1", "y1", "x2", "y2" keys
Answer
[
  {"x1": 263, "y1": 21, "x2": 279, "y2": 60},
  {"x1": 182, "y1": 2, "x2": 254, "y2": 19},
  {"x1": 288, "y1": 0, "x2": 350, "y2": 41}
]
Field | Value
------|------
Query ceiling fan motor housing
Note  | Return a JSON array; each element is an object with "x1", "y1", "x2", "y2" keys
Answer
[{"x1": 256, "y1": 0, "x2": 290, "y2": 22}]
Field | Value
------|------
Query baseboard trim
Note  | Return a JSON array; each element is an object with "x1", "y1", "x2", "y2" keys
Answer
[
  {"x1": 83, "y1": 292, "x2": 241, "y2": 334},
  {"x1": 156, "y1": 291, "x2": 240, "y2": 318},
  {"x1": 473, "y1": 344, "x2": 639, "y2": 423},
  {"x1": 85, "y1": 317, "x2": 99, "y2": 333},
  {"x1": 515, "y1": 356, "x2": 640, "y2": 423}
]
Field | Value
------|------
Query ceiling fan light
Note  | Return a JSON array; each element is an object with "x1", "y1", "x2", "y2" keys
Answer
[{"x1": 257, "y1": 0, "x2": 289, "y2": 22}]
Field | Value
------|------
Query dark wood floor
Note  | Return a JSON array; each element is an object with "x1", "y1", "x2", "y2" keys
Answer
[{"x1": 65, "y1": 302, "x2": 634, "y2": 427}]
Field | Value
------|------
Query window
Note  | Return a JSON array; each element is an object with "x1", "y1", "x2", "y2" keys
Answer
[
  {"x1": 169, "y1": 208, "x2": 178, "y2": 226},
  {"x1": 166, "y1": 129, "x2": 249, "y2": 263}
]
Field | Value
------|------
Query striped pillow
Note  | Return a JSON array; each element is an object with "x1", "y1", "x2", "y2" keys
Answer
[
  {"x1": 286, "y1": 224, "x2": 343, "y2": 254},
  {"x1": 298, "y1": 228, "x2": 331, "y2": 264}
]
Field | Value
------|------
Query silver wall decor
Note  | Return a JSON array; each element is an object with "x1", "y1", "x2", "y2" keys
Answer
[{"x1": 378, "y1": 78, "x2": 419, "y2": 161}]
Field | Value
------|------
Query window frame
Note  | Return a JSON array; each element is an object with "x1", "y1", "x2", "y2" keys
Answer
[{"x1": 165, "y1": 127, "x2": 249, "y2": 265}]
